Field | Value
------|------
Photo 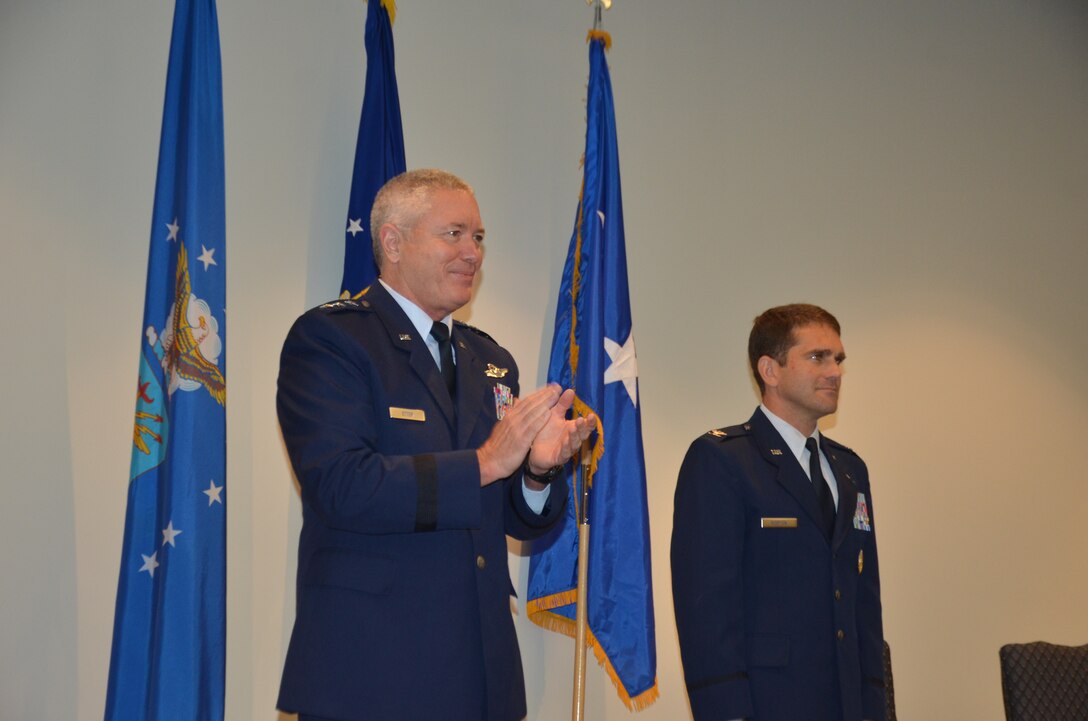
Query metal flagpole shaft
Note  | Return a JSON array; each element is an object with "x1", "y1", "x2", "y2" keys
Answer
[
  {"x1": 571, "y1": 438, "x2": 592, "y2": 721},
  {"x1": 574, "y1": 9, "x2": 605, "y2": 717}
]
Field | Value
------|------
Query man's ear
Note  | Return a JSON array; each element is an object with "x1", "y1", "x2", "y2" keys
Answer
[
  {"x1": 379, "y1": 223, "x2": 402, "y2": 264},
  {"x1": 758, "y1": 355, "x2": 779, "y2": 390}
]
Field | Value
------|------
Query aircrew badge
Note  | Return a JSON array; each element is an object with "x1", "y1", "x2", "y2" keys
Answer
[
  {"x1": 853, "y1": 492, "x2": 872, "y2": 532},
  {"x1": 485, "y1": 363, "x2": 509, "y2": 378},
  {"x1": 493, "y1": 383, "x2": 514, "y2": 420}
]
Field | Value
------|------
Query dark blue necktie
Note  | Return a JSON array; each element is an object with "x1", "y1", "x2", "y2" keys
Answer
[
  {"x1": 430, "y1": 321, "x2": 456, "y2": 398},
  {"x1": 806, "y1": 437, "x2": 835, "y2": 539}
]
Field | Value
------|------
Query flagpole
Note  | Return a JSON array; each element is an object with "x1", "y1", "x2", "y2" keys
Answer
[
  {"x1": 571, "y1": 439, "x2": 592, "y2": 721},
  {"x1": 573, "y1": 6, "x2": 606, "y2": 720}
]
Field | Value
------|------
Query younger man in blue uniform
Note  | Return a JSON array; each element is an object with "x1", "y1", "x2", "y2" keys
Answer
[{"x1": 672, "y1": 304, "x2": 885, "y2": 721}]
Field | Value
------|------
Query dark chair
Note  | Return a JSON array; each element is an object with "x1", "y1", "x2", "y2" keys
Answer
[
  {"x1": 883, "y1": 640, "x2": 897, "y2": 721},
  {"x1": 999, "y1": 641, "x2": 1088, "y2": 721}
]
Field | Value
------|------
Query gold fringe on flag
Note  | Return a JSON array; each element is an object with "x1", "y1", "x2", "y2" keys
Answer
[
  {"x1": 567, "y1": 179, "x2": 605, "y2": 492},
  {"x1": 586, "y1": 29, "x2": 612, "y2": 51},
  {"x1": 527, "y1": 604, "x2": 660, "y2": 711},
  {"x1": 379, "y1": 0, "x2": 397, "y2": 25}
]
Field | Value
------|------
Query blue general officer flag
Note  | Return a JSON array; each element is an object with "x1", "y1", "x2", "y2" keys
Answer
[
  {"x1": 340, "y1": 0, "x2": 406, "y2": 298},
  {"x1": 104, "y1": 1, "x2": 226, "y2": 719},
  {"x1": 527, "y1": 30, "x2": 658, "y2": 711}
]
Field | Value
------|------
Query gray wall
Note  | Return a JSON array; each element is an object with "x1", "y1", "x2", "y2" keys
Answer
[{"x1": 2, "y1": 1, "x2": 1086, "y2": 720}]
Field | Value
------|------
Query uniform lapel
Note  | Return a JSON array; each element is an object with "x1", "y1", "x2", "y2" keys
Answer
[
  {"x1": 749, "y1": 409, "x2": 828, "y2": 541},
  {"x1": 366, "y1": 283, "x2": 457, "y2": 431},
  {"x1": 452, "y1": 327, "x2": 490, "y2": 447}
]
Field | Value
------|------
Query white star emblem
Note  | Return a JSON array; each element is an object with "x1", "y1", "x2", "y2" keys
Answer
[
  {"x1": 347, "y1": 218, "x2": 364, "y2": 237},
  {"x1": 603, "y1": 331, "x2": 638, "y2": 407},
  {"x1": 203, "y1": 479, "x2": 224, "y2": 506},
  {"x1": 162, "y1": 520, "x2": 182, "y2": 547},
  {"x1": 197, "y1": 244, "x2": 217, "y2": 270},
  {"x1": 166, "y1": 218, "x2": 180, "y2": 242},
  {"x1": 597, "y1": 210, "x2": 606, "y2": 227},
  {"x1": 140, "y1": 552, "x2": 160, "y2": 577}
]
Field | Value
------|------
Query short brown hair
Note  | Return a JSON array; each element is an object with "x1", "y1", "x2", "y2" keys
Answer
[
  {"x1": 748, "y1": 304, "x2": 841, "y2": 393},
  {"x1": 370, "y1": 169, "x2": 475, "y2": 269}
]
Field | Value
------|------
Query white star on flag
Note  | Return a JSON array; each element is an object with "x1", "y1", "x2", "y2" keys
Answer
[
  {"x1": 166, "y1": 218, "x2": 180, "y2": 242},
  {"x1": 603, "y1": 331, "x2": 639, "y2": 407},
  {"x1": 347, "y1": 218, "x2": 364, "y2": 237},
  {"x1": 140, "y1": 552, "x2": 160, "y2": 578},
  {"x1": 162, "y1": 521, "x2": 182, "y2": 547},
  {"x1": 198, "y1": 244, "x2": 217, "y2": 270},
  {"x1": 203, "y1": 479, "x2": 224, "y2": 506}
]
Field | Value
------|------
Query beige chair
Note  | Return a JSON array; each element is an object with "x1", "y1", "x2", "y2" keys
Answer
[{"x1": 999, "y1": 641, "x2": 1088, "y2": 721}]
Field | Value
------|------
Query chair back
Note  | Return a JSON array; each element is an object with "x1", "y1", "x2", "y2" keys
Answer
[
  {"x1": 883, "y1": 640, "x2": 898, "y2": 721},
  {"x1": 999, "y1": 641, "x2": 1088, "y2": 721}
]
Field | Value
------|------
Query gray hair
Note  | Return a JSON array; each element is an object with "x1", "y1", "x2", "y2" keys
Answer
[{"x1": 370, "y1": 169, "x2": 475, "y2": 269}]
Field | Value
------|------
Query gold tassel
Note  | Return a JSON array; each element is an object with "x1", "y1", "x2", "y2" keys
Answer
[
  {"x1": 586, "y1": 29, "x2": 612, "y2": 51},
  {"x1": 379, "y1": 0, "x2": 397, "y2": 25}
]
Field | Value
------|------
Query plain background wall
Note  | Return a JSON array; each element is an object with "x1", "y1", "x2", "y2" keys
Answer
[{"x1": 2, "y1": 1, "x2": 1086, "y2": 720}]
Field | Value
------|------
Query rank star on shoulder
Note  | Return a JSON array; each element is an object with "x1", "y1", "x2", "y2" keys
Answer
[{"x1": 603, "y1": 331, "x2": 639, "y2": 407}]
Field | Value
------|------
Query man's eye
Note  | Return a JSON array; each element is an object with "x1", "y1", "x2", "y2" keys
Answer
[{"x1": 473, "y1": 234, "x2": 484, "y2": 244}]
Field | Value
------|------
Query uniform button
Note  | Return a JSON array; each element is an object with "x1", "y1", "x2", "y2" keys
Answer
[
  {"x1": 837, "y1": 629, "x2": 845, "y2": 641},
  {"x1": 834, "y1": 590, "x2": 842, "y2": 601},
  {"x1": 476, "y1": 555, "x2": 486, "y2": 570}
]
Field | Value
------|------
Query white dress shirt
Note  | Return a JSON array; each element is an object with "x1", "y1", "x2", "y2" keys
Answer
[{"x1": 760, "y1": 403, "x2": 839, "y2": 509}]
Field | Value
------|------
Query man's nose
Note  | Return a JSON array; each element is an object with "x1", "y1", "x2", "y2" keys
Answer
[{"x1": 463, "y1": 240, "x2": 482, "y2": 264}]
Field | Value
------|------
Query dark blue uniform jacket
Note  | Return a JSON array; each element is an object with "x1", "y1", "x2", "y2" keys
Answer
[
  {"x1": 276, "y1": 282, "x2": 566, "y2": 721},
  {"x1": 671, "y1": 408, "x2": 885, "y2": 721}
]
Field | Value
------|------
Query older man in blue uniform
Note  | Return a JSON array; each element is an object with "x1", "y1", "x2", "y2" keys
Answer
[
  {"x1": 276, "y1": 169, "x2": 594, "y2": 721},
  {"x1": 671, "y1": 304, "x2": 885, "y2": 721}
]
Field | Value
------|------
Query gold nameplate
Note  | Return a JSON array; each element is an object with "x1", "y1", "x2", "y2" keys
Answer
[
  {"x1": 389, "y1": 407, "x2": 426, "y2": 422},
  {"x1": 761, "y1": 517, "x2": 798, "y2": 528}
]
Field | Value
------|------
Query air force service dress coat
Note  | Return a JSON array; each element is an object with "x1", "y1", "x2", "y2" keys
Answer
[
  {"x1": 276, "y1": 282, "x2": 567, "y2": 721},
  {"x1": 671, "y1": 408, "x2": 885, "y2": 721}
]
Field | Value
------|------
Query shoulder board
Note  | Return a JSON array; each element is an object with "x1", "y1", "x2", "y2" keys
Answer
[
  {"x1": 705, "y1": 423, "x2": 751, "y2": 441},
  {"x1": 821, "y1": 435, "x2": 859, "y2": 457},
  {"x1": 454, "y1": 320, "x2": 497, "y2": 344},
  {"x1": 317, "y1": 298, "x2": 372, "y2": 313}
]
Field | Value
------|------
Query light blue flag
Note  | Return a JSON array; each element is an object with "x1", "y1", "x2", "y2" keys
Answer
[
  {"x1": 340, "y1": 0, "x2": 406, "y2": 298},
  {"x1": 527, "y1": 31, "x2": 658, "y2": 710},
  {"x1": 104, "y1": 1, "x2": 226, "y2": 719}
]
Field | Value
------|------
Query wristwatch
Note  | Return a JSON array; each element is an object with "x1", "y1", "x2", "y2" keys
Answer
[{"x1": 523, "y1": 461, "x2": 564, "y2": 483}]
